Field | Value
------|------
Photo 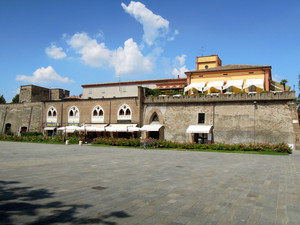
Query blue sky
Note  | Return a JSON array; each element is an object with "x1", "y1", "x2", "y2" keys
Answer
[{"x1": 0, "y1": 0, "x2": 299, "y2": 101}]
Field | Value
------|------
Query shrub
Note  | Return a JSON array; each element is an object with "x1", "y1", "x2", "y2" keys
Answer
[
  {"x1": 22, "y1": 131, "x2": 43, "y2": 136},
  {"x1": 0, "y1": 134, "x2": 83, "y2": 144},
  {"x1": 0, "y1": 134, "x2": 293, "y2": 154}
]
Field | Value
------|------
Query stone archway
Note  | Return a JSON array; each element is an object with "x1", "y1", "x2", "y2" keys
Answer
[
  {"x1": 144, "y1": 108, "x2": 164, "y2": 140},
  {"x1": 145, "y1": 108, "x2": 164, "y2": 125}
]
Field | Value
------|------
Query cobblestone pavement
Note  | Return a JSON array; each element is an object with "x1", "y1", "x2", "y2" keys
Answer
[{"x1": 0, "y1": 142, "x2": 299, "y2": 225}]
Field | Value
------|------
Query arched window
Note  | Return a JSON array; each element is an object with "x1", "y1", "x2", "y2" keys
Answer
[
  {"x1": 152, "y1": 113, "x2": 159, "y2": 122},
  {"x1": 118, "y1": 104, "x2": 131, "y2": 121},
  {"x1": 91, "y1": 105, "x2": 104, "y2": 123},
  {"x1": 68, "y1": 106, "x2": 80, "y2": 124},
  {"x1": 47, "y1": 106, "x2": 57, "y2": 123}
]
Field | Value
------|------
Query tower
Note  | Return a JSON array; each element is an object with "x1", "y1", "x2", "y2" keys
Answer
[{"x1": 196, "y1": 55, "x2": 222, "y2": 70}]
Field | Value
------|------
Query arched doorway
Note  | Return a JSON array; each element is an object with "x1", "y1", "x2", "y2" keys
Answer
[
  {"x1": 148, "y1": 113, "x2": 161, "y2": 139},
  {"x1": 142, "y1": 109, "x2": 164, "y2": 140},
  {"x1": 4, "y1": 123, "x2": 11, "y2": 134}
]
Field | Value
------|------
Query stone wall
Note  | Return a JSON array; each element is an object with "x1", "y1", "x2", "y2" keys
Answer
[
  {"x1": 51, "y1": 89, "x2": 70, "y2": 100},
  {"x1": 143, "y1": 92, "x2": 298, "y2": 147},
  {"x1": 1, "y1": 88, "x2": 298, "y2": 148},
  {"x1": 213, "y1": 101, "x2": 295, "y2": 144},
  {"x1": 43, "y1": 97, "x2": 141, "y2": 127},
  {"x1": 19, "y1": 85, "x2": 70, "y2": 103},
  {"x1": 0, "y1": 102, "x2": 43, "y2": 134},
  {"x1": 19, "y1": 85, "x2": 50, "y2": 103},
  {"x1": 144, "y1": 91, "x2": 295, "y2": 103}
]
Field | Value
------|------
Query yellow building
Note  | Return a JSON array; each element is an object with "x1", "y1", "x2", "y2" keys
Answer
[{"x1": 184, "y1": 55, "x2": 289, "y2": 94}]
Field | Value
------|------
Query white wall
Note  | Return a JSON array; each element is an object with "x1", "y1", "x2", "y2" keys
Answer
[{"x1": 82, "y1": 83, "x2": 157, "y2": 99}]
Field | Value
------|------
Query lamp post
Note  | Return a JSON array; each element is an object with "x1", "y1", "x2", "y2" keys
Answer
[{"x1": 254, "y1": 101, "x2": 257, "y2": 144}]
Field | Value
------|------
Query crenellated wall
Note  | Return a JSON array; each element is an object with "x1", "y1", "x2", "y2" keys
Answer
[
  {"x1": 0, "y1": 90, "x2": 298, "y2": 149},
  {"x1": 143, "y1": 92, "x2": 298, "y2": 147},
  {"x1": 144, "y1": 91, "x2": 295, "y2": 104}
]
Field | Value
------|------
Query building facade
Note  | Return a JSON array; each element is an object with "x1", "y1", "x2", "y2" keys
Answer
[{"x1": 0, "y1": 55, "x2": 299, "y2": 149}]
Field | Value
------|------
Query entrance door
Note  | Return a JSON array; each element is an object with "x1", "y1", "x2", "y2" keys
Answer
[
  {"x1": 194, "y1": 133, "x2": 208, "y2": 144},
  {"x1": 149, "y1": 131, "x2": 159, "y2": 139}
]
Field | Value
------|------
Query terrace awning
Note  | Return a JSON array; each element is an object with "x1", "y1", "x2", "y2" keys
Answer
[
  {"x1": 243, "y1": 79, "x2": 264, "y2": 90},
  {"x1": 105, "y1": 124, "x2": 137, "y2": 132},
  {"x1": 223, "y1": 80, "x2": 244, "y2": 90},
  {"x1": 57, "y1": 126, "x2": 84, "y2": 133},
  {"x1": 44, "y1": 127, "x2": 56, "y2": 131},
  {"x1": 186, "y1": 125, "x2": 212, "y2": 134},
  {"x1": 127, "y1": 126, "x2": 141, "y2": 132},
  {"x1": 140, "y1": 124, "x2": 163, "y2": 132},
  {"x1": 203, "y1": 81, "x2": 224, "y2": 91},
  {"x1": 85, "y1": 124, "x2": 107, "y2": 132},
  {"x1": 184, "y1": 82, "x2": 206, "y2": 93}
]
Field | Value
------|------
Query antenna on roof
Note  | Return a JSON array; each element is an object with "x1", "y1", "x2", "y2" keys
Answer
[
  {"x1": 200, "y1": 46, "x2": 206, "y2": 56},
  {"x1": 116, "y1": 73, "x2": 121, "y2": 91}
]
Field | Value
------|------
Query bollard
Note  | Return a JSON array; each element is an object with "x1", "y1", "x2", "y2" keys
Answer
[
  {"x1": 79, "y1": 141, "x2": 82, "y2": 146},
  {"x1": 65, "y1": 140, "x2": 69, "y2": 145}
]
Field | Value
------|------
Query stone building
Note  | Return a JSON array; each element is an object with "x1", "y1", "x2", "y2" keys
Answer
[{"x1": 0, "y1": 55, "x2": 299, "y2": 149}]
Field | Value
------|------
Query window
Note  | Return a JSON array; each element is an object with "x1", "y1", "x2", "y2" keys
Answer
[
  {"x1": 91, "y1": 105, "x2": 104, "y2": 123},
  {"x1": 47, "y1": 106, "x2": 57, "y2": 123},
  {"x1": 5, "y1": 123, "x2": 11, "y2": 134},
  {"x1": 68, "y1": 106, "x2": 80, "y2": 124},
  {"x1": 248, "y1": 86, "x2": 256, "y2": 92},
  {"x1": 205, "y1": 65, "x2": 208, "y2": 69},
  {"x1": 118, "y1": 104, "x2": 131, "y2": 121},
  {"x1": 198, "y1": 113, "x2": 205, "y2": 124},
  {"x1": 152, "y1": 113, "x2": 159, "y2": 122}
]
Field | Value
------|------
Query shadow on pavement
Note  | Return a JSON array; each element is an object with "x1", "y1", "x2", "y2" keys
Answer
[{"x1": 0, "y1": 180, "x2": 131, "y2": 225}]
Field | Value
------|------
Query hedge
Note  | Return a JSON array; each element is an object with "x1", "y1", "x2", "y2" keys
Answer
[
  {"x1": 92, "y1": 137, "x2": 293, "y2": 154},
  {"x1": 0, "y1": 134, "x2": 84, "y2": 144},
  {"x1": 0, "y1": 135, "x2": 292, "y2": 154}
]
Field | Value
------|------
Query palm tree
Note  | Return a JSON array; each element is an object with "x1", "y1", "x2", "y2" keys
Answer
[{"x1": 280, "y1": 79, "x2": 288, "y2": 91}]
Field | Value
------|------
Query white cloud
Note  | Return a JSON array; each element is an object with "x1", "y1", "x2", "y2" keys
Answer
[
  {"x1": 68, "y1": 32, "x2": 111, "y2": 67},
  {"x1": 121, "y1": 1, "x2": 176, "y2": 46},
  {"x1": 46, "y1": 2, "x2": 180, "y2": 79},
  {"x1": 111, "y1": 38, "x2": 152, "y2": 76},
  {"x1": 172, "y1": 54, "x2": 188, "y2": 78},
  {"x1": 16, "y1": 66, "x2": 73, "y2": 84},
  {"x1": 45, "y1": 45, "x2": 67, "y2": 59},
  {"x1": 67, "y1": 32, "x2": 153, "y2": 77}
]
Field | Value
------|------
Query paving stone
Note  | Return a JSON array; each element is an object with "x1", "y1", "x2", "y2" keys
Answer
[{"x1": 0, "y1": 142, "x2": 300, "y2": 225}]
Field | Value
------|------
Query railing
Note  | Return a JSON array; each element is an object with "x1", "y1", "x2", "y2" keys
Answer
[{"x1": 144, "y1": 91, "x2": 296, "y2": 104}]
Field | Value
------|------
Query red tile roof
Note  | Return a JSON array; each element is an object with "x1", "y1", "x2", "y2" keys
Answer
[{"x1": 186, "y1": 64, "x2": 271, "y2": 73}]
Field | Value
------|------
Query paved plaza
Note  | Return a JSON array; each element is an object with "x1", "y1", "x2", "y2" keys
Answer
[{"x1": 0, "y1": 142, "x2": 299, "y2": 225}]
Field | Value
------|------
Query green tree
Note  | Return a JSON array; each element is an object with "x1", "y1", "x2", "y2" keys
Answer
[
  {"x1": 12, "y1": 94, "x2": 19, "y2": 103},
  {"x1": 280, "y1": 79, "x2": 288, "y2": 91},
  {"x1": 0, "y1": 95, "x2": 6, "y2": 104}
]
